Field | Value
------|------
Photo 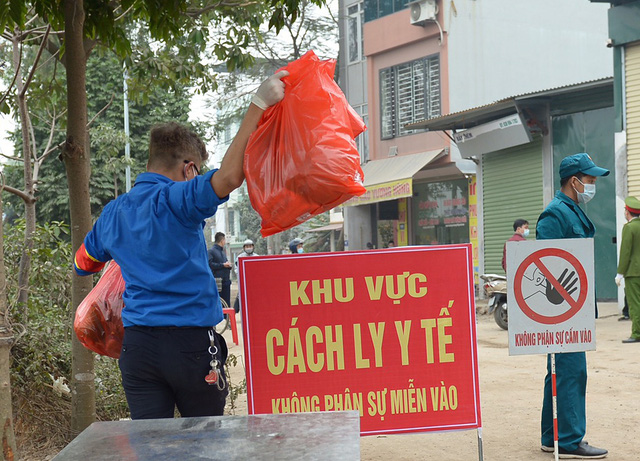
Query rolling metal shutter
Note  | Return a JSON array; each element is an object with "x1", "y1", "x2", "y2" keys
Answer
[
  {"x1": 481, "y1": 137, "x2": 544, "y2": 274},
  {"x1": 626, "y1": 41, "x2": 640, "y2": 197}
]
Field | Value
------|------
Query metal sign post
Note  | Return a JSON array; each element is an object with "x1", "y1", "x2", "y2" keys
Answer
[
  {"x1": 507, "y1": 239, "x2": 596, "y2": 461},
  {"x1": 551, "y1": 353, "x2": 559, "y2": 461}
]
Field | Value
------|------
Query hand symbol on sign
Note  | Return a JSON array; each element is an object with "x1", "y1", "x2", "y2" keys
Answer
[{"x1": 545, "y1": 268, "x2": 578, "y2": 305}]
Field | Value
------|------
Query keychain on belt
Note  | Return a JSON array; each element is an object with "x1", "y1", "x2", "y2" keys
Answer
[{"x1": 205, "y1": 330, "x2": 226, "y2": 390}]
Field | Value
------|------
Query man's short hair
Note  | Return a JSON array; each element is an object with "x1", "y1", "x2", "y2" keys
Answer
[
  {"x1": 214, "y1": 232, "x2": 226, "y2": 243},
  {"x1": 560, "y1": 172, "x2": 585, "y2": 187},
  {"x1": 147, "y1": 122, "x2": 208, "y2": 171},
  {"x1": 513, "y1": 219, "x2": 529, "y2": 231}
]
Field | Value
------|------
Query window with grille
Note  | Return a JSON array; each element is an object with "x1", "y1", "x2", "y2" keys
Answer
[{"x1": 379, "y1": 55, "x2": 440, "y2": 140}]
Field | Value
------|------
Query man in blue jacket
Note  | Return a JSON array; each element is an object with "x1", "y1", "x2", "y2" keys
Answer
[
  {"x1": 537, "y1": 153, "x2": 609, "y2": 458},
  {"x1": 74, "y1": 71, "x2": 288, "y2": 419}
]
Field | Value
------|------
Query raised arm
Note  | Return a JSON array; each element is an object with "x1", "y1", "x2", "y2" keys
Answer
[{"x1": 211, "y1": 70, "x2": 289, "y2": 198}]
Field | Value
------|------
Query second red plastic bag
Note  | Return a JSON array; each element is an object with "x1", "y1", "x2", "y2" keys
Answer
[
  {"x1": 74, "y1": 261, "x2": 125, "y2": 359},
  {"x1": 244, "y1": 50, "x2": 366, "y2": 237}
]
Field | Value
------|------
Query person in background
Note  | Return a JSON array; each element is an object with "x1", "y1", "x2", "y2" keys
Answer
[
  {"x1": 209, "y1": 232, "x2": 232, "y2": 307},
  {"x1": 289, "y1": 238, "x2": 304, "y2": 254},
  {"x1": 73, "y1": 71, "x2": 288, "y2": 419},
  {"x1": 502, "y1": 219, "x2": 529, "y2": 272},
  {"x1": 536, "y1": 153, "x2": 609, "y2": 459},
  {"x1": 387, "y1": 240, "x2": 395, "y2": 248},
  {"x1": 233, "y1": 239, "x2": 258, "y2": 313},
  {"x1": 235, "y1": 239, "x2": 257, "y2": 276},
  {"x1": 617, "y1": 196, "x2": 640, "y2": 343}
]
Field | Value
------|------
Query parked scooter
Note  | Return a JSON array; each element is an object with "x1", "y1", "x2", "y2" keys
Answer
[{"x1": 480, "y1": 274, "x2": 508, "y2": 330}]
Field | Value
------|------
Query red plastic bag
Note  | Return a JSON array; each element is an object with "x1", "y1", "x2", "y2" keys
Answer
[
  {"x1": 74, "y1": 261, "x2": 125, "y2": 359},
  {"x1": 245, "y1": 50, "x2": 367, "y2": 236}
]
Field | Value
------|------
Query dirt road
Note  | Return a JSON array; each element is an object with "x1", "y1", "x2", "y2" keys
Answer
[{"x1": 224, "y1": 300, "x2": 639, "y2": 460}]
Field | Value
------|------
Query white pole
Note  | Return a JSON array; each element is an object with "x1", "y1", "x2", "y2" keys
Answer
[
  {"x1": 552, "y1": 353, "x2": 559, "y2": 461},
  {"x1": 477, "y1": 427, "x2": 484, "y2": 461},
  {"x1": 123, "y1": 66, "x2": 132, "y2": 192}
]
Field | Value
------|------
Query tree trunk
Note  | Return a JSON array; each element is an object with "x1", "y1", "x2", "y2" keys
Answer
[
  {"x1": 12, "y1": 33, "x2": 37, "y2": 324},
  {"x1": 0, "y1": 194, "x2": 18, "y2": 461},
  {"x1": 63, "y1": 0, "x2": 96, "y2": 437}
]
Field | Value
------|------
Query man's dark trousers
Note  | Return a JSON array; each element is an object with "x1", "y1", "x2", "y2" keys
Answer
[{"x1": 119, "y1": 326, "x2": 228, "y2": 419}]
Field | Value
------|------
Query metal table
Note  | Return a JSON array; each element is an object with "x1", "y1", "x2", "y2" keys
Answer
[{"x1": 54, "y1": 411, "x2": 360, "y2": 460}]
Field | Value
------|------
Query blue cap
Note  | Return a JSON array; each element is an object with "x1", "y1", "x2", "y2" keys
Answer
[{"x1": 558, "y1": 153, "x2": 609, "y2": 179}]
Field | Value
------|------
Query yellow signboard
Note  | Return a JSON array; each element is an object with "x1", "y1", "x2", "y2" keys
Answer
[
  {"x1": 468, "y1": 177, "x2": 479, "y2": 284},
  {"x1": 345, "y1": 179, "x2": 412, "y2": 206}
]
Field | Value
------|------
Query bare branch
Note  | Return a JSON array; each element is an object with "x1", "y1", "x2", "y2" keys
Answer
[
  {"x1": 40, "y1": 140, "x2": 66, "y2": 164},
  {"x1": 186, "y1": 1, "x2": 260, "y2": 16},
  {"x1": 1, "y1": 185, "x2": 34, "y2": 205},
  {"x1": 21, "y1": 25, "x2": 52, "y2": 98},
  {"x1": 0, "y1": 153, "x2": 23, "y2": 163},
  {"x1": 115, "y1": 5, "x2": 135, "y2": 21},
  {"x1": 0, "y1": 35, "x2": 21, "y2": 107},
  {"x1": 39, "y1": 106, "x2": 95, "y2": 163},
  {"x1": 38, "y1": 108, "x2": 59, "y2": 164},
  {"x1": 34, "y1": 108, "x2": 60, "y2": 182},
  {"x1": 87, "y1": 94, "x2": 115, "y2": 128}
]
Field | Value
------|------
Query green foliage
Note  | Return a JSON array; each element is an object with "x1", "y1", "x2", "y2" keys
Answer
[
  {"x1": 5, "y1": 219, "x2": 129, "y2": 432},
  {"x1": 224, "y1": 352, "x2": 246, "y2": 414},
  {"x1": 2, "y1": 0, "x2": 327, "y2": 97},
  {"x1": 4, "y1": 220, "x2": 73, "y2": 332},
  {"x1": 212, "y1": 0, "x2": 337, "y2": 141},
  {"x1": 3, "y1": 50, "x2": 196, "y2": 224}
]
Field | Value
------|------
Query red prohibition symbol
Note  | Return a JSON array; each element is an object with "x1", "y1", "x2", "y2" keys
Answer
[{"x1": 513, "y1": 248, "x2": 588, "y2": 325}]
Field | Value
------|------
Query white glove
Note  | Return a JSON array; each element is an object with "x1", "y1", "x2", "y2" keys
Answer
[
  {"x1": 615, "y1": 274, "x2": 624, "y2": 287},
  {"x1": 251, "y1": 70, "x2": 289, "y2": 110}
]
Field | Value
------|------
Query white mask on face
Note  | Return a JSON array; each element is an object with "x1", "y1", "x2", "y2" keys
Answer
[
  {"x1": 574, "y1": 178, "x2": 596, "y2": 204},
  {"x1": 523, "y1": 229, "x2": 530, "y2": 237}
]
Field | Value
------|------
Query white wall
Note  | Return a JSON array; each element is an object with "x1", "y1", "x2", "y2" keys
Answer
[{"x1": 445, "y1": 0, "x2": 612, "y2": 112}]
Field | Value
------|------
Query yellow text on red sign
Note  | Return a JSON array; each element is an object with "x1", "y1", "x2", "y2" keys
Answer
[{"x1": 239, "y1": 245, "x2": 481, "y2": 435}]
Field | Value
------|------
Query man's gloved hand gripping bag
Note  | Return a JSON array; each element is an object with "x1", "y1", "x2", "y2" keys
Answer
[{"x1": 244, "y1": 50, "x2": 366, "y2": 236}]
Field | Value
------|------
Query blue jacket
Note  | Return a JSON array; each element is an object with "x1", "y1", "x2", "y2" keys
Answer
[
  {"x1": 75, "y1": 170, "x2": 227, "y2": 327},
  {"x1": 536, "y1": 191, "x2": 595, "y2": 240}
]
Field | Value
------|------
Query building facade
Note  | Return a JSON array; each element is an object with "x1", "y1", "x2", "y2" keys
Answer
[
  {"x1": 338, "y1": 0, "x2": 612, "y2": 284},
  {"x1": 411, "y1": 80, "x2": 617, "y2": 300},
  {"x1": 590, "y1": 0, "x2": 640, "y2": 306}
]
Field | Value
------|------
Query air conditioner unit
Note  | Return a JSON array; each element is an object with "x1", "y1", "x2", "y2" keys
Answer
[{"x1": 409, "y1": 0, "x2": 437, "y2": 26}]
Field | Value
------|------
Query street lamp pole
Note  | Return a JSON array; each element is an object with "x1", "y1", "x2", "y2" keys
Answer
[{"x1": 123, "y1": 66, "x2": 132, "y2": 192}]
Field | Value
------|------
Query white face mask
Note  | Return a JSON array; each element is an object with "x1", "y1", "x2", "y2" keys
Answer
[
  {"x1": 245, "y1": 247, "x2": 254, "y2": 255},
  {"x1": 297, "y1": 247, "x2": 304, "y2": 254},
  {"x1": 523, "y1": 229, "x2": 530, "y2": 237},
  {"x1": 574, "y1": 178, "x2": 596, "y2": 204}
]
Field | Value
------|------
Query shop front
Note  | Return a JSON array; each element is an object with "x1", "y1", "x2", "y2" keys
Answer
[
  {"x1": 344, "y1": 149, "x2": 477, "y2": 258},
  {"x1": 344, "y1": 149, "x2": 446, "y2": 250},
  {"x1": 412, "y1": 178, "x2": 471, "y2": 245}
]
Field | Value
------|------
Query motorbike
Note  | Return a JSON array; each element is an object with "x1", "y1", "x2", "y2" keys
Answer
[{"x1": 480, "y1": 274, "x2": 508, "y2": 330}]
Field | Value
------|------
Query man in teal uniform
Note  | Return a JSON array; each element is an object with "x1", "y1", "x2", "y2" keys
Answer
[
  {"x1": 536, "y1": 153, "x2": 608, "y2": 459},
  {"x1": 617, "y1": 196, "x2": 640, "y2": 343}
]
